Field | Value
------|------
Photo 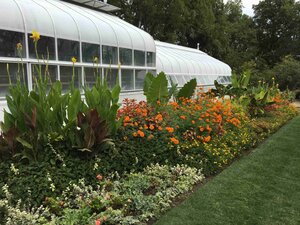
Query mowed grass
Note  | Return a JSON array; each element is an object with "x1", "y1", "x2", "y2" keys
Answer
[{"x1": 155, "y1": 115, "x2": 300, "y2": 225}]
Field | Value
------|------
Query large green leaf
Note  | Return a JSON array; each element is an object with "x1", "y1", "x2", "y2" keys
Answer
[
  {"x1": 177, "y1": 78, "x2": 197, "y2": 101},
  {"x1": 68, "y1": 89, "x2": 81, "y2": 121},
  {"x1": 143, "y1": 73, "x2": 155, "y2": 97},
  {"x1": 147, "y1": 72, "x2": 169, "y2": 104}
]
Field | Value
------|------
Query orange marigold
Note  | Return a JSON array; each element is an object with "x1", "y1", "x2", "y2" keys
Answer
[
  {"x1": 133, "y1": 132, "x2": 138, "y2": 137},
  {"x1": 149, "y1": 124, "x2": 155, "y2": 130},
  {"x1": 165, "y1": 127, "x2": 174, "y2": 133},
  {"x1": 203, "y1": 136, "x2": 211, "y2": 143},
  {"x1": 137, "y1": 130, "x2": 145, "y2": 138},
  {"x1": 155, "y1": 114, "x2": 163, "y2": 122},
  {"x1": 123, "y1": 116, "x2": 131, "y2": 123},
  {"x1": 170, "y1": 137, "x2": 179, "y2": 145},
  {"x1": 180, "y1": 115, "x2": 186, "y2": 120}
]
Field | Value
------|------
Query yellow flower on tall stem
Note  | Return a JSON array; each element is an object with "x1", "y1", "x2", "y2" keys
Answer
[
  {"x1": 30, "y1": 31, "x2": 40, "y2": 42},
  {"x1": 72, "y1": 57, "x2": 77, "y2": 64}
]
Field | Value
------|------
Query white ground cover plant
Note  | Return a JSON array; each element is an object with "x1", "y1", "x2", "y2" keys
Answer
[{"x1": 0, "y1": 164, "x2": 204, "y2": 225}]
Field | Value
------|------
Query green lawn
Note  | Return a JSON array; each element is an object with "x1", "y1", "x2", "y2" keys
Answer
[{"x1": 155, "y1": 115, "x2": 300, "y2": 225}]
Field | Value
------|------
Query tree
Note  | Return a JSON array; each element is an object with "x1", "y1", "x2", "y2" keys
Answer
[{"x1": 253, "y1": 0, "x2": 300, "y2": 66}]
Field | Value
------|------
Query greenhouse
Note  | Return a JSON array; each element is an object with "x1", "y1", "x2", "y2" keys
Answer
[
  {"x1": 0, "y1": 0, "x2": 231, "y2": 118},
  {"x1": 156, "y1": 41, "x2": 232, "y2": 87}
]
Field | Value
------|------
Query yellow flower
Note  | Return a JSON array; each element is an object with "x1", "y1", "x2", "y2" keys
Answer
[
  {"x1": 94, "y1": 56, "x2": 99, "y2": 63},
  {"x1": 72, "y1": 57, "x2": 77, "y2": 64},
  {"x1": 16, "y1": 43, "x2": 23, "y2": 51},
  {"x1": 30, "y1": 31, "x2": 40, "y2": 42}
]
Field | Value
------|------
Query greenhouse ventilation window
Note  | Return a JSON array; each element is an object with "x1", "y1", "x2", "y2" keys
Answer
[{"x1": 62, "y1": 0, "x2": 120, "y2": 12}]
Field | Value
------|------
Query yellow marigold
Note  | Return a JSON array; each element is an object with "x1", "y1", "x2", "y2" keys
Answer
[
  {"x1": 72, "y1": 57, "x2": 77, "y2": 64},
  {"x1": 170, "y1": 137, "x2": 179, "y2": 145},
  {"x1": 30, "y1": 31, "x2": 40, "y2": 42}
]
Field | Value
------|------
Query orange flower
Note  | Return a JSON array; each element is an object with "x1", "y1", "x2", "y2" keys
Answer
[
  {"x1": 206, "y1": 125, "x2": 212, "y2": 133},
  {"x1": 165, "y1": 127, "x2": 174, "y2": 133},
  {"x1": 199, "y1": 126, "x2": 205, "y2": 132},
  {"x1": 134, "y1": 122, "x2": 139, "y2": 126},
  {"x1": 144, "y1": 124, "x2": 149, "y2": 129},
  {"x1": 123, "y1": 116, "x2": 131, "y2": 123},
  {"x1": 158, "y1": 126, "x2": 163, "y2": 131},
  {"x1": 191, "y1": 120, "x2": 195, "y2": 124},
  {"x1": 170, "y1": 137, "x2": 179, "y2": 145},
  {"x1": 155, "y1": 114, "x2": 163, "y2": 122},
  {"x1": 149, "y1": 124, "x2": 155, "y2": 130},
  {"x1": 203, "y1": 136, "x2": 211, "y2": 143},
  {"x1": 133, "y1": 132, "x2": 138, "y2": 137},
  {"x1": 180, "y1": 115, "x2": 186, "y2": 120},
  {"x1": 137, "y1": 130, "x2": 145, "y2": 137}
]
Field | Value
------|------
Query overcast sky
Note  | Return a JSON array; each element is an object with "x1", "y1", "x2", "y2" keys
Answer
[{"x1": 224, "y1": 0, "x2": 261, "y2": 16}]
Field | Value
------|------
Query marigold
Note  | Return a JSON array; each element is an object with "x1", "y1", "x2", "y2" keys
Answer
[
  {"x1": 191, "y1": 120, "x2": 195, "y2": 124},
  {"x1": 165, "y1": 127, "x2": 174, "y2": 133},
  {"x1": 156, "y1": 114, "x2": 163, "y2": 121},
  {"x1": 149, "y1": 124, "x2": 155, "y2": 130},
  {"x1": 204, "y1": 136, "x2": 211, "y2": 143},
  {"x1": 170, "y1": 137, "x2": 179, "y2": 145},
  {"x1": 137, "y1": 130, "x2": 145, "y2": 137},
  {"x1": 180, "y1": 115, "x2": 186, "y2": 120},
  {"x1": 133, "y1": 132, "x2": 138, "y2": 137},
  {"x1": 123, "y1": 116, "x2": 131, "y2": 123},
  {"x1": 199, "y1": 126, "x2": 204, "y2": 132},
  {"x1": 158, "y1": 126, "x2": 163, "y2": 131}
]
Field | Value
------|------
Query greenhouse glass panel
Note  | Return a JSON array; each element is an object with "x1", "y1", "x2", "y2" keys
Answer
[
  {"x1": 0, "y1": 63, "x2": 27, "y2": 97},
  {"x1": 135, "y1": 69, "x2": 146, "y2": 89},
  {"x1": 28, "y1": 35, "x2": 55, "y2": 60},
  {"x1": 175, "y1": 75, "x2": 185, "y2": 87},
  {"x1": 147, "y1": 52, "x2": 155, "y2": 67},
  {"x1": 168, "y1": 75, "x2": 177, "y2": 84},
  {"x1": 147, "y1": 70, "x2": 157, "y2": 76},
  {"x1": 134, "y1": 50, "x2": 145, "y2": 66},
  {"x1": 121, "y1": 69, "x2": 134, "y2": 90},
  {"x1": 102, "y1": 46, "x2": 118, "y2": 65},
  {"x1": 104, "y1": 68, "x2": 118, "y2": 89},
  {"x1": 119, "y1": 48, "x2": 132, "y2": 65},
  {"x1": 82, "y1": 43, "x2": 100, "y2": 63},
  {"x1": 84, "y1": 67, "x2": 101, "y2": 88},
  {"x1": 58, "y1": 39, "x2": 80, "y2": 62},
  {"x1": 60, "y1": 66, "x2": 81, "y2": 91},
  {"x1": 0, "y1": 29, "x2": 25, "y2": 58}
]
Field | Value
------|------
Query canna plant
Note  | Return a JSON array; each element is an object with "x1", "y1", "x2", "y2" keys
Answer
[{"x1": 0, "y1": 31, "x2": 122, "y2": 161}]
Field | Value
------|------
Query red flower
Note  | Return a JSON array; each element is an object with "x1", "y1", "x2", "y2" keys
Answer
[{"x1": 95, "y1": 219, "x2": 101, "y2": 225}]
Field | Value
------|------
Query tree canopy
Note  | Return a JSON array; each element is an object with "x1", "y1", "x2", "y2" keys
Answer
[{"x1": 109, "y1": 0, "x2": 300, "y2": 85}]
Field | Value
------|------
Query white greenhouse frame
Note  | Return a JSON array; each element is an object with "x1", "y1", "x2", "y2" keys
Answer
[{"x1": 0, "y1": 0, "x2": 232, "y2": 120}]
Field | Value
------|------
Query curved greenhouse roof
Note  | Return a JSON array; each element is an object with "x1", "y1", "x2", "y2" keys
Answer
[
  {"x1": 155, "y1": 41, "x2": 232, "y2": 86},
  {"x1": 0, "y1": 0, "x2": 156, "y2": 52}
]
